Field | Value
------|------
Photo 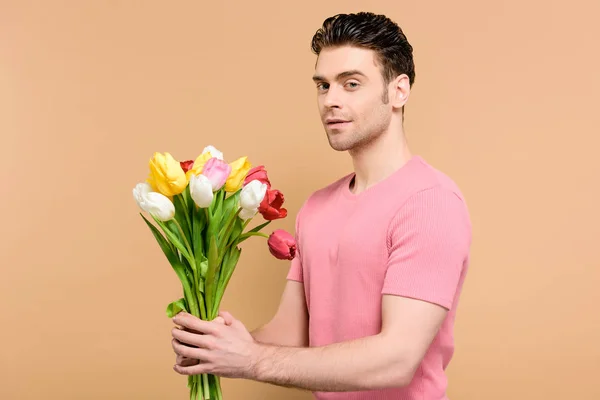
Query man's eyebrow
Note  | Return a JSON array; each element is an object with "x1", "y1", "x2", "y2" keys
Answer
[{"x1": 312, "y1": 70, "x2": 367, "y2": 82}]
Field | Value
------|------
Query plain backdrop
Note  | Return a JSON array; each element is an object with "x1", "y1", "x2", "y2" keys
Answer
[{"x1": 1, "y1": 1, "x2": 599, "y2": 399}]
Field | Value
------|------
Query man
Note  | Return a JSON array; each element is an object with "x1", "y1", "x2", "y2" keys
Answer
[{"x1": 171, "y1": 11, "x2": 471, "y2": 399}]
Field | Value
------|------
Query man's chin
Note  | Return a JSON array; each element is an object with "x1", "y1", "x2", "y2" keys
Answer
[{"x1": 326, "y1": 136, "x2": 353, "y2": 152}]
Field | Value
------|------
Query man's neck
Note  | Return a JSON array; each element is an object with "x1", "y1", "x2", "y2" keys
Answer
[{"x1": 348, "y1": 128, "x2": 412, "y2": 195}]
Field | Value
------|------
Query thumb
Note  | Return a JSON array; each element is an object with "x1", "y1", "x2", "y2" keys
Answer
[{"x1": 217, "y1": 310, "x2": 234, "y2": 326}]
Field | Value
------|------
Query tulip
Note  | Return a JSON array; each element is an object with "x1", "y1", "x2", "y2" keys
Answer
[
  {"x1": 148, "y1": 152, "x2": 187, "y2": 197},
  {"x1": 189, "y1": 174, "x2": 214, "y2": 208},
  {"x1": 243, "y1": 165, "x2": 271, "y2": 188},
  {"x1": 202, "y1": 157, "x2": 232, "y2": 191},
  {"x1": 202, "y1": 145, "x2": 224, "y2": 160},
  {"x1": 238, "y1": 207, "x2": 258, "y2": 221},
  {"x1": 225, "y1": 156, "x2": 252, "y2": 192},
  {"x1": 133, "y1": 182, "x2": 153, "y2": 212},
  {"x1": 267, "y1": 229, "x2": 296, "y2": 260},
  {"x1": 240, "y1": 180, "x2": 268, "y2": 210},
  {"x1": 180, "y1": 160, "x2": 194, "y2": 173},
  {"x1": 142, "y1": 192, "x2": 176, "y2": 221},
  {"x1": 186, "y1": 152, "x2": 212, "y2": 180},
  {"x1": 259, "y1": 189, "x2": 288, "y2": 220}
]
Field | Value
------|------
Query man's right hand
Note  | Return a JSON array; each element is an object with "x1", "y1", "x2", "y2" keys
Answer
[{"x1": 173, "y1": 311, "x2": 234, "y2": 369}]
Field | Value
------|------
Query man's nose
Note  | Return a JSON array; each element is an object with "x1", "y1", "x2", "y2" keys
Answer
[{"x1": 323, "y1": 87, "x2": 342, "y2": 109}]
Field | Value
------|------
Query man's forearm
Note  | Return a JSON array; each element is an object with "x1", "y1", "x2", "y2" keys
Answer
[
  {"x1": 250, "y1": 322, "x2": 308, "y2": 348},
  {"x1": 250, "y1": 333, "x2": 412, "y2": 392},
  {"x1": 250, "y1": 325, "x2": 284, "y2": 346}
]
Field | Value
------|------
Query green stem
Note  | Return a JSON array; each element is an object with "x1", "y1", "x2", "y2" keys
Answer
[
  {"x1": 222, "y1": 208, "x2": 241, "y2": 240},
  {"x1": 242, "y1": 219, "x2": 251, "y2": 230},
  {"x1": 173, "y1": 218, "x2": 196, "y2": 269},
  {"x1": 179, "y1": 193, "x2": 193, "y2": 236},
  {"x1": 238, "y1": 231, "x2": 269, "y2": 241},
  {"x1": 173, "y1": 265, "x2": 199, "y2": 317},
  {"x1": 198, "y1": 289, "x2": 207, "y2": 320},
  {"x1": 173, "y1": 219, "x2": 197, "y2": 272},
  {"x1": 214, "y1": 375, "x2": 223, "y2": 400},
  {"x1": 202, "y1": 373, "x2": 210, "y2": 399}
]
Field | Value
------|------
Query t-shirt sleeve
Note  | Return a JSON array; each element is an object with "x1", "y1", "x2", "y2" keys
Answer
[
  {"x1": 286, "y1": 204, "x2": 304, "y2": 282},
  {"x1": 381, "y1": 186, "x2": 471, "y2": 310}
]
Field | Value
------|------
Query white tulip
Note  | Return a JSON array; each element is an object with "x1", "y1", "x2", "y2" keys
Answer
[
  {"x1": 142, "y1": 192, "x2": 175, "y2": 221},
  {"x1": 240, "y1": 180, "x2": 268, "y2": 210},
  {"x1": 189, "y1": 174, "x2": 214, "y2": 208},
  {"x1": 202, "y1": 145, "x2": 223, "y2": 160},
  {"x1": 239, "y1": 207, "x2": 258, "y2": 221},
  {"x1": 133, "y1": 182, "x2": 153, "y2": 212}
]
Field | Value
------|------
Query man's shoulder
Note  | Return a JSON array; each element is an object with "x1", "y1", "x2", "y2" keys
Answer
[
  {"x1": 406, "y1": 156, "x2": 468, "y2": 204},
  {"x1": 401, "y1": 157, "x2": 472, "y2": 229}
]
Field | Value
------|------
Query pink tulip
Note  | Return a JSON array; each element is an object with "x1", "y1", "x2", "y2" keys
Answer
[
  {"x1": 202, "y1": 157, "x2": 232, "y2": 191},
  {"x1": 267, "y1": 229, "x2": 296, "y2": 260}
]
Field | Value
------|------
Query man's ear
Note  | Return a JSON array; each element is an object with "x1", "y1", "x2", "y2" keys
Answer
[{"x1": 391, "y1": 74, "x2": 410, "y2": 110}]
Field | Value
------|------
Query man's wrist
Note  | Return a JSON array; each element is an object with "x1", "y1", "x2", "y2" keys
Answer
[{"x1": 248, "y1": 341, "x2": 273, "y2": 381}]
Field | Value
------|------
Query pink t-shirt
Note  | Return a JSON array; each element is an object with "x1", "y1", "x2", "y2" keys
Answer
[{"x1": 287, "y1": 155, "x2": 471, "y2": 400}]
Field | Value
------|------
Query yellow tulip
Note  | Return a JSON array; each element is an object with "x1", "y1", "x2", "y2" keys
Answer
[
  {"x1": 185, "y1": 152, "x2": 212, "y2": 181},
  {"x1": 225, "y1": 156, "x2": 252, "y2": 192},
  {"x1": 148, "y1": 152, "x2": 187, "y2": 197}
]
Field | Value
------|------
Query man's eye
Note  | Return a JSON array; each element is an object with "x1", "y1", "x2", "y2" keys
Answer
[
  {"x1": 317, "y1": 83, "x2": 329, "y2": 90},
  {"x1": 346, "y1": 82, "x2": 359, "y2": 88}
]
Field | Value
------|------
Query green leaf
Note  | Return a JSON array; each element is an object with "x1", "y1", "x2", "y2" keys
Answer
[
  {"x1": 166, "y1": 297, "x2": 189, "y2": 318},
  {"x1": 247, "y1": 220, "x2": 271, "y2": 233},
  {"x1": 222, "y1": 189, "x2": 240, "y2": 215},
  {"x1": 140, "y1": 213, "x2": 198, "y2": 317},
  {"x1": 140, "y1": 213, "x2": 180, "y2": 267},
  {"x1": 204, "y1": 235, "x2": 220, "y2": 319},
  {"x1": 213, "y1": 246, "x2": 242, "y2": 316},
  {"x1": 227, "y1": 217, "x2": 244, "y2": 247},
  {"x1": 192, "y1": 204, "x2": 206, "y2": 267},
  {"x1": 157, "y1": 219, "x2": 193, "y2": 265},
  {"x1": 197, "y1": 277, "x2": 205, "y2": 294},
  {"x1": 199, "y1": 254, "x2": 209, "y2": 278},
  {"x1": 173, "y1": 194, "x2": 192, "y2": 241},
  {"x1": 214, "y1": 190, "x2": 224, "y2": 219}
]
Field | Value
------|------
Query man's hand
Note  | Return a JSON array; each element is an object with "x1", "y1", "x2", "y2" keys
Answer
[
  {"x1": 171, "y1": 311, "x2": 260, "y2": 379},
  {"x1": 173, "y1": 313, "x2": 229, "y2": 369}
]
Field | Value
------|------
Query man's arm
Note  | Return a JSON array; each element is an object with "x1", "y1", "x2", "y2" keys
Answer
[
  {"x1": 250, "y1": 294, "x2": 447, "y2": 392},
  {"x1": 250, "y1": 280, "x2": 309, "y2": 348}
]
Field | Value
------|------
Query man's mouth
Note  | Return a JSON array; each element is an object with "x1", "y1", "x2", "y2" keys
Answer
[{"x1": 326, "y1": 119, "x2": 351, "y2": 126}]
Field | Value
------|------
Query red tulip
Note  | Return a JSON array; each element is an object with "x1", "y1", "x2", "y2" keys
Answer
[
  {"x1": 180, "y1": 160, "x2": 194, "y2": 173},
  {"x1": 244, "y1": 165, "x2": 271, "y2": 188},
  {"x1": 259, "y1": 189, "x2": 287, "y2": 220},
  {"x1": 267, "y1": 229, "x2": 296, "y2": 260}
]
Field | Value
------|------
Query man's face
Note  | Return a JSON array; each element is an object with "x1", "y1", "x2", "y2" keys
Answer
[{"x1": 313, "y1": 46, "x2": 393, "y2": 152}]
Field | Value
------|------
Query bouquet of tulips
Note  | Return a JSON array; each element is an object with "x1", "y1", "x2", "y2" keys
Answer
[{"x1": 132, "y1": 145, "x2": 296, "y2": 400}]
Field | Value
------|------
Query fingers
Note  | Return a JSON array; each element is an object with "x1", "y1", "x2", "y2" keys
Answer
[
  {"x1": 174, "y1": 361, "x2": 211, "y2": 376},
  {"x1": 176, "y1": 355, "x2": 199, "y2": 367},
  {"x1": 172, "y1": 312, "x2": 220, "y2": 335},
  {"x1": 172, "y1": 327, "x2": 215, "y2": 348},
  {"x1": 172, "y1": 336, "x2": 211, "y2": 361},
  {"x1": 218, "y1": 311, "x2": 234, "y2": 325}
]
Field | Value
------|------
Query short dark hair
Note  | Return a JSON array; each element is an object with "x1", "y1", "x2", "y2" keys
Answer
[{"x1": 311, "y1": 12, "x2": 416, "y2": 88}]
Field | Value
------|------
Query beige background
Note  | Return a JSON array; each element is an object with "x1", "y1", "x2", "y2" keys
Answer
[{"x1": 1, "y1": 1, "x2": 599, "y2": 399}]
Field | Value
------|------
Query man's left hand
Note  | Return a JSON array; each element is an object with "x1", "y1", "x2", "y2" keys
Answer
[{"x1": 171, "y1": 311, "x2": 260, "y2": 379}]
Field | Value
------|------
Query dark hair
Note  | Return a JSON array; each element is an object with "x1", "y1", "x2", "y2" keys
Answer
[{"x1": 311, "y1": 12, "x2": 415, "y2": 88}]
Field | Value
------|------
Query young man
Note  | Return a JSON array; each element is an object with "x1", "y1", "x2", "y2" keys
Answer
[{"x1": 171, "y1": 12, "x2": 472, "y2": 399}]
